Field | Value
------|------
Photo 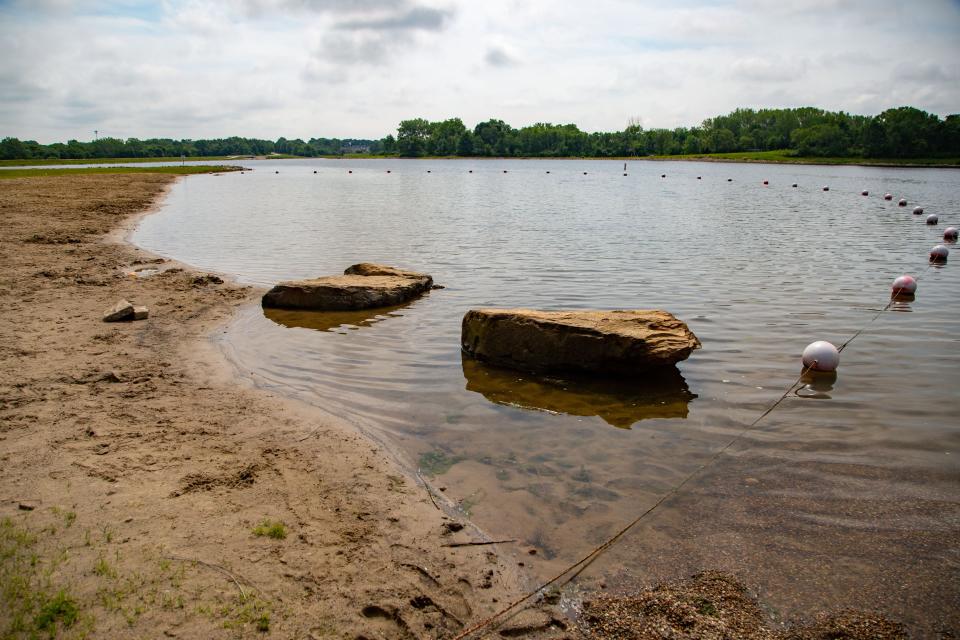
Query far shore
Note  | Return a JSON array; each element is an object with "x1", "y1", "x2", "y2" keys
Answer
[{"x1": 2, "y1": 151, "x2": 958, "y2": 169}]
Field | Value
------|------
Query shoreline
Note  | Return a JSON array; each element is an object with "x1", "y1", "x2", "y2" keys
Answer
[
  {"x1": 2, "y1": 155, "x2": 958, "y2": 170},
  {"x1": 0, "y1": 173, "x2": 554, "y2": 638}
]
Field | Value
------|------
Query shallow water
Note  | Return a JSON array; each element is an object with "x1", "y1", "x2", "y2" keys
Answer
[{"x1": 133, "y1": 158, "x2": 960, "y2": 633}]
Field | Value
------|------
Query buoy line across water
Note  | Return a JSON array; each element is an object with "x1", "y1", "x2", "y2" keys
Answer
[{"x1": 449, "y1": 197, "x2": 953, "y2": 640}]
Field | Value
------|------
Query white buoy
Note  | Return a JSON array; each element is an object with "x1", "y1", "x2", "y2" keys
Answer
[
  {"x1": 891, "y1": 275, "x2": 917, "y2": 295},
  {"x1": 926, "y1": 214, "x2": 939, "y2": 225},
  {"x1": 913, "y1": 206, "x2": 923, "y2": 215},
  {"x1": 944, "y1": 227, "x2": 958, "y2": 241},
  {"x1": 884, "y1": 193, "x2": 893, "y2": 200},
  {"x1": 898, "y1": 198, "x2": 907, "y2": 206},
  {"x1": 802, "y1": 341, "x2": 840, "y2": 372},
  {"x1": 930, "y1": 244, "x2": 949, "y2": 263},
  {"x1": 861, "y1": 190, "x2": 868, "y2": 196}
]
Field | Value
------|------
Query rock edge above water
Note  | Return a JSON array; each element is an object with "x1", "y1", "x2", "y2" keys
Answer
[
  {"x1": 261, "y1": 263, "x2": 434, "y2": 311},
  {"x1": 461, "y1": 308, "x2": 700, "y2": 375}
]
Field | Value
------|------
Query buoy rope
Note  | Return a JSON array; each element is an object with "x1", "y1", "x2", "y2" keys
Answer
[
  {"x1": 840, "y1": 262, "x2": 935, "y2": 353},
  {"x1": 450, "y1": 365, "x2": 811, "y2": 640},
  {"x1": 452, "y1": 257, "x2": 945, "y2": 640}
]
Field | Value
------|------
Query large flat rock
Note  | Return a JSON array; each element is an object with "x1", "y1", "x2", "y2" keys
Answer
[
  {"x1": 461, "y1": 309, "x2": 700, "y2": 375},
  {"x1": 261, "y1": 263, "x2": 433, "y2": 311}
]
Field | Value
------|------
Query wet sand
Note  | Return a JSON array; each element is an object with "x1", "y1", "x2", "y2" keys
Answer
[{"x1": 0, "y1": 174, "x2": 556, "y2": 639}]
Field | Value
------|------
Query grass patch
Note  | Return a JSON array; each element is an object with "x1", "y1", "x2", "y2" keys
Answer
[
  {"x1": 251, "y1": 520, "x2": 287, "y2": 540},
  {"x1": 93, "y1": 555, "x2": 116, "y2": 578},
  {"x1": 0, "y1": 156, "x2": 262, "y2": 166},
  {"x1": 0, "y1": 165, "x2": 245, "y2": 179},
  {"x1": 1, "y1": 516, "x2": 85, "y2": 639},
  {"x1": 33, "y1": 590, "x2": 79, "y2": 635},
  {"x1": 218, "y1": 595, "x2": 273, "y2": 633}
]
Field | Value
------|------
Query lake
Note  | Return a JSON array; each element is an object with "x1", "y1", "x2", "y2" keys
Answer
[{"x1": 132, "y1": 158, "x2": 960, "y2": 634}]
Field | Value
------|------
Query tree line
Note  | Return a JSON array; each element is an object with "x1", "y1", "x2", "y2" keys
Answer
[
  {"x1": 0, "y1": 135, "x2": 380, "y2": 161},
  {"x1": 2, "y1": 106, "x2": 958, "y2": 161},
  {"x1": 383, "y1": 106, "x2": 960, "y2": 159}
]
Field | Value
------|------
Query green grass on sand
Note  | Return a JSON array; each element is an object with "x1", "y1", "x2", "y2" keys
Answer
[
  {"x1": 0, "y1": 154, "x2": 300, "y2": 166},
  {"x1": 0, "y1": 165, "x2": 245, "y2": 179}
]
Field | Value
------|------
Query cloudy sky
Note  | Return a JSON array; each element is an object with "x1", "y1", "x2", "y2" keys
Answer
[{"x1": 1, "y1": 0, "x2": 959, "y2": 143}]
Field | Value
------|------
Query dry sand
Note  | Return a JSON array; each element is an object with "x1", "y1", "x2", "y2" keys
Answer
[{"x1": 0, "y1": 173, "x2": 914, "y2": 640}]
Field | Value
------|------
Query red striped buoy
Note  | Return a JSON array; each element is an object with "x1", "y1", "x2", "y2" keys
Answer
[{"x1": 891, "y1": 275, "x2": 917, "y2": 296}]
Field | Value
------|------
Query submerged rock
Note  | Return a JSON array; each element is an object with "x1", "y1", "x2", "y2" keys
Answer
[
  {"x1": 461, "y1": 309, "x2": 700, "y2": 376},
  {"x1": 261, "y1": 263, "x2": 433, "y2": 311}
]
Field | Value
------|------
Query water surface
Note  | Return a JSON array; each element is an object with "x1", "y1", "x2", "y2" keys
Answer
[{"x1": 133, "y1": 158, "x2": 960, "y2": 634}]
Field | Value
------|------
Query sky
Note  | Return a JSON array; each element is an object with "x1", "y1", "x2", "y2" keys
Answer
[{"x1": 1, "y1": 0, "x2": 959, "y2": 143}]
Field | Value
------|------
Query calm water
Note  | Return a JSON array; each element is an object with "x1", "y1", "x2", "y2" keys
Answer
[{"x1": 133, "y1": 158, "x2": 960, "y2": 633}]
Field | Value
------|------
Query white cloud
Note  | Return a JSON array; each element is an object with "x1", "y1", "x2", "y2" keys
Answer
[{"x1": 0, "y1": 0, "x2": 958, "y2": 143}]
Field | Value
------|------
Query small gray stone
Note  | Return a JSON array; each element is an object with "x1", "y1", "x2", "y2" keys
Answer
[
  {"x1": 103, "y1": 299, "x2": 135, "y2": 322},
  {"x1": 133, "y1": 306, "x2": 149, "y2": 320}
]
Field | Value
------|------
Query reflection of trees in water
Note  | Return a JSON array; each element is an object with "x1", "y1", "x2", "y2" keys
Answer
[{"x1": 460, "y1": 354, "x2": 696, "y2": 429}]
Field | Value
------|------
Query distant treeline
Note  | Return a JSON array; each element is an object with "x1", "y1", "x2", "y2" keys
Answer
[
  {"x1": 382, "y1": 106, "x2": 960, "y2": 159},
  {"x1": 3, "y1": 106, "x2": 958, "y2": 161},
  {"x1": 0, "y1": 136, "x2": 380, "y2": 160}
]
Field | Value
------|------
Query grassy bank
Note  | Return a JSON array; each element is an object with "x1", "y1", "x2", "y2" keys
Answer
[
  {"x1": 4, "y1": 151, "x2": 957, "y2": 168},
  {"x1": 641, "y1": 149, "x2": 960, "y2": 167},
  {"x1": 0, "y1": 155, "x2": 297, "y2": 167},
  {"x1": 314, "y1": 152, "x2": 960, "y2": 166},
  {"x1": 0, "y1": 165, "x2": 244, "y2": 179}
]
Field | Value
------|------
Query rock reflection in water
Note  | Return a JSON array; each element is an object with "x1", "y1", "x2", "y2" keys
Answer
[
  {"x1": 262, "y1": 303, "x2": 409, "y2": 333},
  {"x1": 461, "y1": 355, "x2": 696, "y2": 429}
]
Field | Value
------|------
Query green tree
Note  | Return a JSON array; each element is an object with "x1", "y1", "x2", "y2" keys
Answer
[
  {"x1": 396, "y1": 118, "x2": 432, "y2": 157},
  {"x1": 0, "y1": 137, "x2": 28, "y2": 159}
]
